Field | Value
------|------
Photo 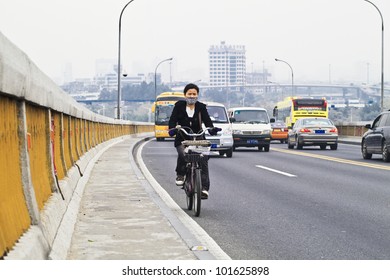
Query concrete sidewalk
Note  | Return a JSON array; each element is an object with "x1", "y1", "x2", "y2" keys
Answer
[{"x1": 66, "y1": 134, "x2": 229, "y2": 260}]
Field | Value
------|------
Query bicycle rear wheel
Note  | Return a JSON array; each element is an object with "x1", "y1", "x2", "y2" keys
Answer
[{"x1": 193, "y1": 168, "x2": 202, "y2": 217}]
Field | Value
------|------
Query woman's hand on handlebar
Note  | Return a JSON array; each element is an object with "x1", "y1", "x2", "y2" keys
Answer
[
  {"x1": 168, "y1": 127, "x2": 178, "y2": 137},
  {"x1": 208, "y1": 127, "x2": 222, "y2": 136}
]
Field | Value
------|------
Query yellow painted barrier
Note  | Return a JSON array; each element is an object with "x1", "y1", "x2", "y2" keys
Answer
[
  {"x1": 52, "y1": 112, "x2": 65, "y2": 180},
  {"x1": 81, "y1": 120, "x2": 85, "y2": 152},
  {"x1": 62, "y1": 115, "x2": 72, "y2": 171},
  {"x1": 0, "y1": 96, "x2": 31, "y2": 257},
  {"x1": 0, "y1": 97, "x2": 153, "y2": 258},
  {"x1": 88, "y1": 121, "x2": 93, "y2": 149},
  {"x1": 25, "y1": 104, "x2": 54, "y2": 210},
  {"x1": 70, "y1": 117, "x2": 79, "y2": 162}
]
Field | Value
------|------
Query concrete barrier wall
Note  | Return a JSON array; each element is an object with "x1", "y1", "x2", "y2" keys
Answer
[
  {"x1": 0, "y1": 31, "x2": 153, "y2": 259},
  {"x1": 335, "y1": 121, "x2": 369, "y2": 138}
]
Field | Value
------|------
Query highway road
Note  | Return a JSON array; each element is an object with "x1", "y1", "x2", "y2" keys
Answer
[{"x1": 140, "y1": 139, "x2": 390, "y2": 260}]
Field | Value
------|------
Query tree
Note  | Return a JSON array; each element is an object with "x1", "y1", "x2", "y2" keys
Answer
[
  {"x1": 203, "y1": 89, "x2": 228, "y2": 105},
  {"x1": 359, "y1": 103, "x2": 381, "y2": 121},
  {"x1": 99, "y1": 88, "x2": 115, "y2": 100}
]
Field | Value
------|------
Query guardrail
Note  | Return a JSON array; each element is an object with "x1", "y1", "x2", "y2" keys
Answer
[
  {"x1": 0, "y1": 31, "x2": 152, "y2": 259},
  {"x1": 334, "y1": 121, "x2": 368, "y2": 138}
]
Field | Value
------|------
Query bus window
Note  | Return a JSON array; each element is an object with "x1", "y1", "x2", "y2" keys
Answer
[{"x1": 153, "y1": 92, "x2": 185, "y2": 141}]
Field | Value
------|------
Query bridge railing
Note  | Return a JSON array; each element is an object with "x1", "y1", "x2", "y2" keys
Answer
[
  {"x1": 335, "y1": 121, "x2": 368, "y2": 138},
  {"x1": 0, "y1": 31, "x2": 152, "y2": 259}
]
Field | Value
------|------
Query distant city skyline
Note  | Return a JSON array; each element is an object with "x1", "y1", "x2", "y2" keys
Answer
[{"x1": 0, "y1": 0, "x2": 389, "y2": 86}]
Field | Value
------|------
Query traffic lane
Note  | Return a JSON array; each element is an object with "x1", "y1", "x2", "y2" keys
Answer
[
  {"x1": 271, "y1": 140, "x2": 386, "y2": 164},
  {"x1": 141, "y1": 139, "x2": 179, "y2": 194},
  {"x1": 142, "y1": 140, "x2": 390, "y2": 259},
  {"x1": 215, "y1": 147, "x2": 390, "y2": 259},
  {"x1": 142, "y1": 142, "x2": 276, "y2": 259}
]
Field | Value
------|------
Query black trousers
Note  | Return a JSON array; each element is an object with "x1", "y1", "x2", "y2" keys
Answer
[{"x1": 175, "y1": 145, "x2": 210, "y2": 191}]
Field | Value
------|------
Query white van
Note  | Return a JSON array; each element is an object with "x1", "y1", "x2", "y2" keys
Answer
[
  {"x1": 204, "y1": 102, "x2": 234, "y2": 158},
  {"x1": 228, "y1": 107, "x2": 274, "y2": 152}
]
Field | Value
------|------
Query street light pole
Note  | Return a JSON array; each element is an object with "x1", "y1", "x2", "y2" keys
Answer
[
  {"x1": 117, "y1": 0, "x2": 135, "y2": 119},
  {"x1": 364, "y1": 0, "x2": 384, "y2": 112},
  {"x1": 154, "y1": 57, "x2": 173, "y2": 100},
  {"x1": 275, "y1": 58, "x2": 294, "y2": 96},
  {"x1": 169, "y1": 62, "x2": 172, "y2": 86}
]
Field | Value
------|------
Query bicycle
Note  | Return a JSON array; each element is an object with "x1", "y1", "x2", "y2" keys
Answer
[{"x1": 172, "y1": 126, "x2": 217, "y2": 217}]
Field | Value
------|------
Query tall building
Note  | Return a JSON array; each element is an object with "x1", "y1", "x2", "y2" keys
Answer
[
  {"x1": 208, "y1": 41, "x2": 246, "y2": 87},
  {"x1": 62, "y1": 62, "x2": 73, "y2": 84}
]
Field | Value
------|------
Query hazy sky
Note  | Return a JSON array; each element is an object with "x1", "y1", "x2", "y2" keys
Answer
[{"x1": 1, "y1": 0, "x2": 389, "y2": 85}]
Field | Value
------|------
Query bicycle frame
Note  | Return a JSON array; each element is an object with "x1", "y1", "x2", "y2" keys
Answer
[{"x1": 175, "y1": 126, "x2": 212, "y2": 217}]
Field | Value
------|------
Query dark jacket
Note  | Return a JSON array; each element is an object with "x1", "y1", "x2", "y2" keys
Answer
[{"x1": 169, "y1": 100, "x2": 214, "y2": 147}]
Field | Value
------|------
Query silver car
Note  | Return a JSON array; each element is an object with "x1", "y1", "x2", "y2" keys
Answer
[
  {"x1": 204, "y1": 102, "x2": 234, "y2": 158},
  {"x1": 287, "y1": 117, "x2": 338, "y2": 150}
]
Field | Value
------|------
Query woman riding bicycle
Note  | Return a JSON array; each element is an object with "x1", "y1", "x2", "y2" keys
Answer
[{"x1": 168, "y1": 83, "x2": 218, "y2": 199}]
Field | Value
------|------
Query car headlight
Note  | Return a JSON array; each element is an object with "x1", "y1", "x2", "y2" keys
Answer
[
  {"x1": 263, "y1": 129, "x2": 271, "y2": 134},
  {"x1": 233, "y1": 129, "x2": 243, "y2": 134}
]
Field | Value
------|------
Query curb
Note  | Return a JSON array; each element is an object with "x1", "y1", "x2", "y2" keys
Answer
[
  {"x1": 338, "y1": 138, "x2": 361, "y2": 146},
  {"x1": 133, "y1": 138, "x2": 231, "y2": 260}
]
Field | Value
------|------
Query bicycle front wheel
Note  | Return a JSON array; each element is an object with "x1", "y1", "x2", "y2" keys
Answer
[
  {"x1": 186, "y1": 186, "x2": 193, "y2": 211},
  {"x1": 193, "y1": 168, "x2": 202, "y2": 217}
]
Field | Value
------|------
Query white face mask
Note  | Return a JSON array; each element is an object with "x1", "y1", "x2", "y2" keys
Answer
[{"x1": 186, "y1": 97, "x2": 198, "y2": 105}]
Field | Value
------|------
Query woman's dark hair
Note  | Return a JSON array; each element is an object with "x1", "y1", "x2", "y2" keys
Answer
[{"x1": 183, "y1": 83, "x2": 199, "y2": 94}]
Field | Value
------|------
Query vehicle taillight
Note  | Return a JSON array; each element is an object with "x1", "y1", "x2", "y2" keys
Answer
[
  {"x1": 300, "y1": 128, "x2": 311, "y2": 133},
  {"x1": 329, "y1": 128, "x2": 338, "y2": 133}
]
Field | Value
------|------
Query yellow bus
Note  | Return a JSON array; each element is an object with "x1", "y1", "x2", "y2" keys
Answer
[
  {"x1": 152, "y1": 91, "x2": 185, "y2": 141},
  {"x1": 273, "y1": 97, "x2": 328, "y2": 127}
]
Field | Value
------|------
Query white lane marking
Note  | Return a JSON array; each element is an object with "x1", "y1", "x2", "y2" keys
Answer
[{"x1": 255, "y1": 165, "x2": 297, "y2": 177}]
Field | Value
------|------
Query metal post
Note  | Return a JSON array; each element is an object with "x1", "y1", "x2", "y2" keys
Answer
[
  {"x1": 275, "y1": 58, "x2": 294, "y2": 96},
  {"x1": 169, "y1": 62, "x2": 172, "y2": 85},
  {"x1": 154, "y1": 57, "x2": 173, "y2": 100},
  {"x1": 364, "y1": 0, "x2": 384, "y2": 112},
  {"x1": 117, "y1": 0, "x2": 136, "y2": 119}
]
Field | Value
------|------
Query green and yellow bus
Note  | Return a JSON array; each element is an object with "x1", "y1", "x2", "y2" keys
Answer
[
  {"x1": 273, "y1": 97, "x2": 328, "y2": 128},
  {"x1": 152, "y1": 92, "x2": 185, "y2": 141}
]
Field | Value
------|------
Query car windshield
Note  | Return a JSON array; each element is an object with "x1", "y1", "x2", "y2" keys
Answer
[
  {"x1": 207, "y1": 106, "x2": 228, "y2": 123},
  {"x1": 302, "y1": 118, "x2": 332, "y2": 126},
  {"x1": 233, "y1": 110, "x2": 269, "y2": 123}
]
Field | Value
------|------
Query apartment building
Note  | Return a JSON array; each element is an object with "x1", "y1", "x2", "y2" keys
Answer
[{"x1": 208, "y1": 41, "x2": 246, "y2": 87}]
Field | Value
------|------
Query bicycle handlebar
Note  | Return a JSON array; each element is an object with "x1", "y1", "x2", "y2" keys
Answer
[
  {"x1": 169, "y1": 125, "x2": 222, "y2": 139},
  {"x1": 175, "y1": 125, "x2": 214, "y2": 137}
]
